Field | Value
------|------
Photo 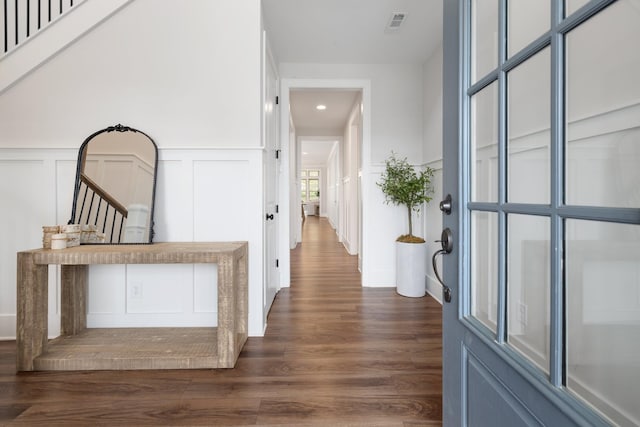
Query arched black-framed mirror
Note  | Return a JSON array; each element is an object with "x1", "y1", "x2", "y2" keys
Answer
[{"x1": 69, "y1": 124, "x2": 158, "y2": 244}]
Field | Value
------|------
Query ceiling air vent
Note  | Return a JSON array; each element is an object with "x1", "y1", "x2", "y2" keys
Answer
[{"x1": 386, "y1": 12, "x2": 406, "y2": 31}]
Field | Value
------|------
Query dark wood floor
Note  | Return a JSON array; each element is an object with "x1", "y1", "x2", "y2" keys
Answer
[{"x1": 0, "y1": 216, "x2": 443, "y2": 426}]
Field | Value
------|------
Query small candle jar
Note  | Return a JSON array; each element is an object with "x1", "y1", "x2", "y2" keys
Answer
[{"x1": 51, "y1": 233, "x2": 67, "y2": 250}]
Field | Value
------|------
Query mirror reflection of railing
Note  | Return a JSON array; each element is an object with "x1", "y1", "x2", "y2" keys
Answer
[
  {"x1": 75, "y1": 172, "x2": 128, "y2": 243},
  {"x1": 69, "y1": 124, "x2": 158, "y2": 244}
]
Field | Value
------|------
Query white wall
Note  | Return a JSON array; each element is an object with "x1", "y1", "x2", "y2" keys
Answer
[
  {"x1": 422, "y1": 43, "x2": 445, "y2": 302},
  {"x1": 279, "y1": 64, "x2": 424, "y2": 287},
  {"x1": 423, "y1": 44, "x2": 444, "y2": 164},
  {"x1": 279, "y1": 63, "x2": 424, "y2": 163},
  {"x1": 0, "y1": 0, "x2": 262, "y2": 149},
  {"x1": 0, "y1": 0, "x2": 130, "y2": 94},
  {"x1": 0, "y1": 0, "x2": 267, "y2": 338},
  {"x1": 326, "y1": 141, "x2": 340, "y2": 230},
  {"x1": 287, "y1": 116, "x2": 300, "y2": 248},
  {"x1": 341, "y1": 95, "x2": 362, "y2": 255}
]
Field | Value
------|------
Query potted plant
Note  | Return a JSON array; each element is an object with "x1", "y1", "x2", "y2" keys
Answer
[{"x1": 377, "y1": 152, "x2": 435, "y2": 297}]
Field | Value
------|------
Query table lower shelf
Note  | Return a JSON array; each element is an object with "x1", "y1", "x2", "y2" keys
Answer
[{"x1": 34, "y1": 327, "x2": 222, "y2": 371}]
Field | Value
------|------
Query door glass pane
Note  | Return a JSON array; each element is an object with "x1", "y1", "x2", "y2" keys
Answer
[
  {"x1": 507, "y1": 0, "x2": 550, "y2": 57},
  {"x1": 309, "y1": 179, "x2": 319, "y2": 201},
  {"x1": 301, "y1": 179, "x2": 307, "y2": 201},
  {"x1": 565, "y1": 0, "x2": 589, "y2": 16},
  {"x1": 471, "y1": 82, "x2": 499, "y2": 203},
  {"x1": 471, "y1": 211, "x2": 499, "y2": 333},
  {"x1": 507, "y1": 214, "x2": 550, "y2": 374},
  {"x1": 566, "y1": 220, "x2": 640, "y2": 426},
  {"x1": 566, "y1": 0, "x2": 640, "y2": 208},
  {"x1": 471, "y1": 0, "x2": 499, "y2": 83},
  {"x1": 507, "y1": 47, "x2": 550, "y2": 204}
]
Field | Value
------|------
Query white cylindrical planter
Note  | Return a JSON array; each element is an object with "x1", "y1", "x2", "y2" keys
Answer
[{"x1": 396, "y1": 241, "x2": 427, "y2": 297}]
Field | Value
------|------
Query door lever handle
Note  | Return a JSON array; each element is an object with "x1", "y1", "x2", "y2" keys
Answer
[
  {"x1": 432, "y1": 250, "x2": 452, "y2": 303},
  {"x1": 432, "y1": 228, "x2": 453, "y2": 303}
]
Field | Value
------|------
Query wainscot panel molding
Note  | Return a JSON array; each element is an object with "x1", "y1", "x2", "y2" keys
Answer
[
  {"x1": 0, "y1": 148, "x2": 265, "y2": 339},
  {"x1": 0, "y1": 149, "x2": 76, "y2": 339},
  {"x1": 362, "y1": 167, "x2": 403, "y2": 287}
]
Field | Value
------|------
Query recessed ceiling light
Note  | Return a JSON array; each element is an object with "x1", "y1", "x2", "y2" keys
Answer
[{"x1": 316, "y1": 104, "x2": 327, "y2": 111}]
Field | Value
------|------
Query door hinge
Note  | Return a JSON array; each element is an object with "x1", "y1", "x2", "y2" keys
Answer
[
  {"x1": 276, "y1": 259, "x2": 279, "y2": 268},
  {"x1": 275, "y1": 96, "x2": 279, "y2": 105},
  {"x1": 276, "y1": 205, "x2": 279, "y2": 213},
  {"x1": 275, "y1": 149, "x2": 281, "y2": 159}
]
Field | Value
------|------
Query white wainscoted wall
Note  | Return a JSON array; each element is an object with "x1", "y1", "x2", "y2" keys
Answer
[
  {"x1": 0, "y1": 0, "x2": 268, "y2": 339},
  {"x1": 0, "y1": 148, "x2": 76, "y2": 339},
  {"x1": 422, "y1": 42, "x2": 445, "y2": 302},
  {"x1": 423, "y1": 161, "x2": 444, "y2": 303},
  {"x1": 0, "y1": 148, "x2": 264, "y2": 339}
]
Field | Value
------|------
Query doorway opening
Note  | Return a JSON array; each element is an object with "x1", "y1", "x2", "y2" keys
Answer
[
  {"x1": 279, "y1": 79, "x2": 370, "y2": 287},
  {"x1": 292, "y1": 90, "x2": 361, "y2": 255}
]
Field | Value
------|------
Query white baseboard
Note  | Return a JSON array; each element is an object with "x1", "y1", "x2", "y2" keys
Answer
[
  {"x1": 0, "y1": 314, "x2": 16, "y2": 340},
  {"x1": 426, "y1": 276, "x2": 443, "y2": 304}
]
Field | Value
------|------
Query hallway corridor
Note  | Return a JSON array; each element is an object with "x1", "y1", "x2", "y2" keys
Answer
[{"x1": 262, "y1": 216, "x2": 443, "y2": 425}]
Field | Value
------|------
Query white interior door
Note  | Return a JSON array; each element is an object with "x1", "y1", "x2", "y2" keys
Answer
[
  {"x1": 441, "y1": 0, "x2": 640, "y2": 425},
  {"x1": 264, "y1": 38, "x2": 279, "y2": 319}
]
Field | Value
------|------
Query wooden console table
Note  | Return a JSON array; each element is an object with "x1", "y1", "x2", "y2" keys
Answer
[{"x1": 16, "y1": 242, "x2": 248, "y2": 371}]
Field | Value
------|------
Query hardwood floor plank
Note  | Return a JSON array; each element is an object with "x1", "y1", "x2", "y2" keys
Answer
[
  {"x1": 11, "y1": 397, "x2": 261, "y2": 426},
  {"x1": 4, "y1": 371, "x2": 193, "y2": 405},
  {"x1": 0, "y1": 216, "x2": 442, "y2": 425},
  {"x1": 256, "y1": 394, "x2": 441, "y2": 425},
  {"x1": 183, "y1": 373, "x2": 400, "y2": 400}
]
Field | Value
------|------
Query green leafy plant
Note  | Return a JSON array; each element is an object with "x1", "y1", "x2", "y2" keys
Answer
[{"x1": 377, "y1": 152, "x2": 435, "y2": 243}]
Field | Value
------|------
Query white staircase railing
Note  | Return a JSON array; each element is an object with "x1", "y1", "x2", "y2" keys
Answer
[
  {"x1": 0, "y1": 0, "x2": 132, "y2": 94},
  {"x1": 3, "y1": 0, "x2": 86, "y2": 55}
]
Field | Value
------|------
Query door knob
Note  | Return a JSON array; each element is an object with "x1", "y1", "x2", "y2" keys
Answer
[
  {"x1": 266, "y1": 213, "x2": 274, "y2": 220},
  {"x1": 432, "y1": 228, "x2": 453, "y2": 303}
]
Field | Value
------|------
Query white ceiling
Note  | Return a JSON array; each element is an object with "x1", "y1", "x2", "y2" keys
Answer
[
  {"x1": 291, "y1": 90, "x2": 359, "y2": 166},
  {"x1": 300, "y1": 139, "x2": 338, "y2": 167},
  {"x1": 290, "y1": 89, "x2": 360, "y2": 134},
  {"x1": 262, "y1": 0, "x2": 443, "y2": 165},
  {"x1": 262, "y1": 0, "x2": 443, "y2": 64}
]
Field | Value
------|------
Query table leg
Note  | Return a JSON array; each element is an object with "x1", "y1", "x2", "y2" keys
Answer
[
  {"x1": 217, "y1": 253, "x2": 237, "y2": 368},
  {"x1": 61, "y1": 265, "x2": 88, "y2": 335},
  {"x1": 217, "y1": 247, "x2": 249, "y2": 368},
  {"x1": 16, "y1": 252, "x2": 48, "y2": 371},
  {"x1": 236, "y1": 247, "x2": 248, "y2": 349}
]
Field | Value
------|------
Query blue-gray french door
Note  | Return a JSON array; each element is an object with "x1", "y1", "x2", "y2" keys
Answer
[{"x1": 442, "y1": 0, "x2": 640, "y2": 425}]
